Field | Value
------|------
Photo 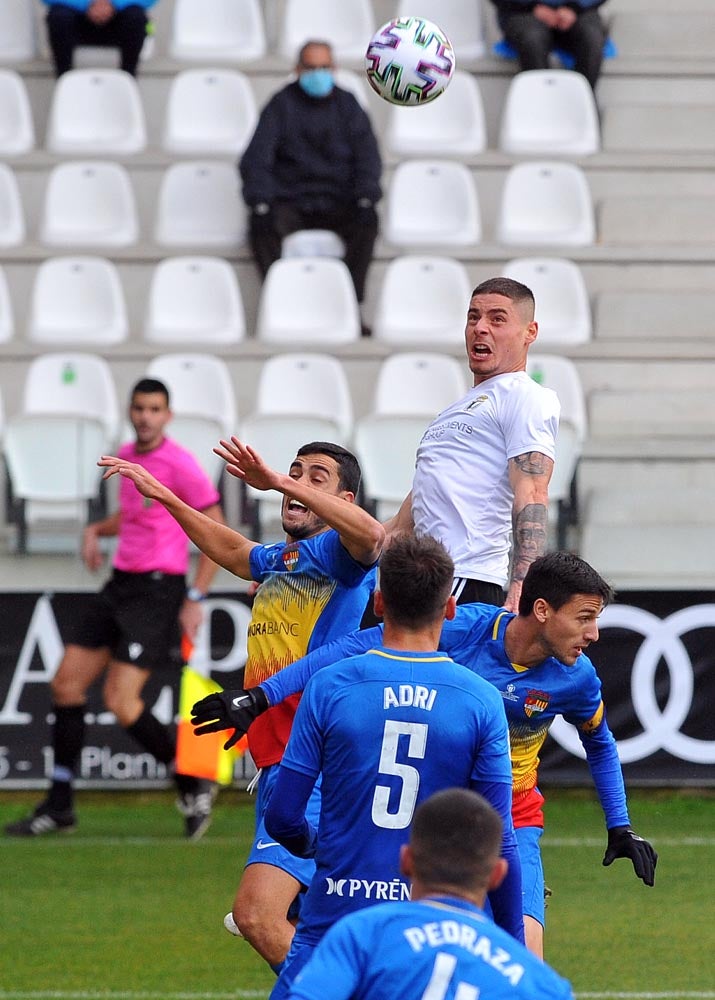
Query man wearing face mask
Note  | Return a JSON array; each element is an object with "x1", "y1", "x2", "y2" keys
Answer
[{"x1": 239, "y1": 40, "x2": 382, "y2": 318}]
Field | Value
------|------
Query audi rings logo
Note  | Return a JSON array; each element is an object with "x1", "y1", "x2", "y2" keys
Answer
[{"x1": 550, "y1": 604, "x2": 715, "y2": 765}]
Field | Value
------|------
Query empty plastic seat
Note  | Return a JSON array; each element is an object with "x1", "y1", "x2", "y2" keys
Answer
[
  {"x1": 0, "y1": 0, "x2": 36, "y2": 62},
  {"x1": 0, "y1": 163, "x2": 25, "y2": 246},
  {"x1": 396, "y1": 0, "x2": 486, "y2": 64},
  {"x1": 29, "y1": 256, "x2": 128, "y2": 346},
  {"x1": 40, "y1": 161, "x2": 138, "y2": 247},
  {"x1": 385, "y1": 160, "x2": 481, "y2": 248},
  {"x1": 46, "y1": 69, "x2": 147, "y2": 155},
  {"x1": 146, "y1": 353, "x2": 237, "y2": 482},
  {"x1": 256, "y1": 258, "x2": 360, "y2": 344},
  {"x1": 162, "y1": 69, "x2": 258, "y2": 155},
  {"x1": 526, "y1": 353, "x2": 586, "y2": 503},
  {"x1": 241, "y1": 353, "x2": 354, "y2": 535},
  {"x1": 0, "y1": 266, "x2": 14, "y2": 342},
  {"x1": 169, "y1": 0, "x2": 267, "y2": 62},
  {"x1": 373, "y1": 255, "x2": 472, "y2": 345},
  {"x1": 281, "y1": 229, "x2": 345, "y2": 259},
  {"x1": 496, "y1": 161, "x2": 595, "y2": 247},
  {"x1": 144, "y1": 257, "x2": 245, "y2": 345},
  {"x1": 278, "y1": 0, "x2": 375, "y2": 65},
  {"x1": 0, "y1": 70, "x2": 34, "y2": 154},
  {"x1": 154, "y1": 161, "x2": 245, "y2": 248},
  {"x1": 385, "y1": 71, "x2": 487, "y2": 157},
  {"x1": 4, "y1": 353, "x2": 120, "y2": 550},
  {"x1": 501, "y1": 258, "x2": 591, "y2": 345},
  {"x1": 353, "y1": 353, "x2": 468, "y2": 519},
  {"x1": 499, "y1": 69, "x2": 600, "y2": 156}
]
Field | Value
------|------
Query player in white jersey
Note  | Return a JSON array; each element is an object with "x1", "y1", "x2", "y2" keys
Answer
[
  {"x1": 385, "y1": 276, "x2": 560, "y2": 612},
  {"x1": 262, "y1": 534, "x2": 523, "y2": 1000},
  {"x1": 287, "y1": 788, "x2": 573, "y2": 1000}
]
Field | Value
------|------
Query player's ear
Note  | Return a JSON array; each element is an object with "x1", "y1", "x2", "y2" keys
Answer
[
  {"x1": 444, "y1": 594, "x2": 457, "y2": 621},
  {"x1": 533, "y1": 597, "x2": 550, "y2": 623},
  {"x1": 338, "y1": 490, "x2": 356, "y2": 503},
  {"x1": 487, "y1": 857, "x2": 508, "y2": 891},
  {"x1": 400, "y1": 844, "x2": 414, "y2": 879},
  {"x1": 373, "y1": 589, "x2": 384, "y2": 619}
]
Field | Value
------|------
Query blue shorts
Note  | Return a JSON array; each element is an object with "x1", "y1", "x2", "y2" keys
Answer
[
  {"x1": 245, "y1": 763, "x2": 321, "y2": 891},
  {"x1": 516, "y1": 825, "x2": 545, "y2": 926},
  {"x1": 269, "y1": 936, "x2": 317, "y2": 1000}
]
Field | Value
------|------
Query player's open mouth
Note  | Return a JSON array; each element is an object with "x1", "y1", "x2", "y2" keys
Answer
[
  {"x1": 471, "y1": 344, "x2": 491, "y2": 356},
  {"x1": 287, "y1": 500, "x2": 308, "y2": 513}
]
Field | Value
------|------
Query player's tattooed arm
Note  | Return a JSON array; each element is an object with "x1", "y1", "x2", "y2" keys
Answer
[{"x1": 503, "y1": 452, "x2": 553, "y2": 611}]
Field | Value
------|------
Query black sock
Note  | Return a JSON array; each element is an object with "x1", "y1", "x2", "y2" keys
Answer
[
  {"x1": 47, "y1": 704, "x2": 85, "y2": 812},
  {"x1": 125, "y1": 708, "x2": 176, "y2": 765}
]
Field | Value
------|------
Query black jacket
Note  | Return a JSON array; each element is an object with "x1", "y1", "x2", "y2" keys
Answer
[{"x1": 239, "y1": 81, "x2": 382, "y2": 212}]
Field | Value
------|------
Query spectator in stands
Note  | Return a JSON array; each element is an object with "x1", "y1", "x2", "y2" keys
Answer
[
  {"x1": 489, "y1": 0, "x2": 609, "y2": 90},
  {"x1": 239, "y1": 40, "x2": 382, "y2": 328},
  {"x1": 42, "y1": 0, "x2": 158, "y2": 77}
]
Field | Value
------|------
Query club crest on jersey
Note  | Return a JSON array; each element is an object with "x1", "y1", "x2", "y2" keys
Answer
[
  {"x1": 465, "y1": 394, "x2": 489, "y2": 410},
  {"x1": 282, "y1": 545, "x2": 300, "y2": 572},
  {"x1": 524, "y1": 689, "x2": 550, "y2": 717}
]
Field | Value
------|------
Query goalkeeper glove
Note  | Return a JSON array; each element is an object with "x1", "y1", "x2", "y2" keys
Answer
[
  {"x1": 603, "y1": 826, "x2": 658, "y2": 886},
  {"x1": 190, "y1": 687, "x2": 269, "y2": 750}
]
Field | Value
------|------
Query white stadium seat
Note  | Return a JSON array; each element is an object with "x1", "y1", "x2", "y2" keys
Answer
[
  {"x1": 241, "y1": 354, "x2": 354, "y2": 537},
  {"x1": 373, "y1": 255, "x2": 472, "y2": 345},
  {"x1": 154, "y1": 161, "x2": 245, "y2": 248},
  {"x1": 278, "y1": 0, "x2": 375, "y2": 66},
  {"x1": 397, "y1": 0, "x2": 487, "y2": 65},
  {"x1": 501, "y1": 257, "x2": 592, "y2": 346},
  {"x1": 496, "y1": 161, "x2": 595, "y2": 247},
  {"x1": 29, "y1": 256, "x2": 128, "y2": 346},
  {"x1": 144, "y1": 257, "x2": 246, "y2": 345},
  {"x1": 46, "y1": 69, "x2": 147, "y2": 155},
  {"x1": 0, "y1": 0, "x2": 36, "y2": 62},
  {"x1": 0, "y1": 70, "x2": 34, "y2": 155},
  {"x1": 499, "y1": 69, "x2": 600, "y2": 156},
  {"x1": 40, "y1": 160, "x2": 138, "y2": 247},
  {"x1": 169, "y1": 0, "x2": 267, "y2": 62},
  {"x1": 146, "y1": 353, "x2": 237, "y2": 483},
  {"x1": 162, "y1": 69, "x2": 258, "y2": 156},
  {"x1": 4, "y1": 353, "x2": 120, "y2": 551},
  {"x1": 0, "y1": 163, "x2": 25, "y2": 246},
  {"x1": 385, "y1": 160, "x2": 481, "y2": 248},
  {"x1": 256, "y1": 258, "x2": 361, "y2": 344},
  {"x1": 0, "y1": 265, "x2": 15, "y2": 342},
  {"x1": 385, "y1": 71, "x2": 487, "y2": 157}
]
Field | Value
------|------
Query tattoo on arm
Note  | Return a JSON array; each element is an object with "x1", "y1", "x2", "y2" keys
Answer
[
  {"x1": 511, "y1": 503, "x2": 547, "y2": 583},
  {"x1": 512, "y1": 451, "x2": 549, "y2": 476}
]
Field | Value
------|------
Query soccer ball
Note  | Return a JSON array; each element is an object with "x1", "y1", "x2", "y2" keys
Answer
[{"x1": 364, "y1": 17, "x2": 456, "y2": 107}]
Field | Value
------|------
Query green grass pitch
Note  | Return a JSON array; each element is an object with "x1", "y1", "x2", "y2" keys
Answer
[{"x1": 0, "y1": 787, "x2": 712, "y2": 1000}]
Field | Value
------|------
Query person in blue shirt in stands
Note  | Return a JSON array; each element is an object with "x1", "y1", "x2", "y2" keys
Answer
[
  {"x1": 286, "y1": 788, "x2": 573, "y2": 1000},
  {"x1": 42, "y1": 0, "x2": 157, "y2": 77},
  {"x1": 489, "y1": 0, "x2": 609, "y2": 90}
]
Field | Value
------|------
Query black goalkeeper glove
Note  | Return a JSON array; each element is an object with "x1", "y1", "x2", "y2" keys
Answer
[
  {"x1": 603, "y1": 826, "x2": 658, "y2": 886},
  {"x1": 190, "y1": 687, "x2": 269, "y2": 750}
]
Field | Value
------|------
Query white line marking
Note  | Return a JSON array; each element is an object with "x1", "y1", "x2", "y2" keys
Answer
[
  {"x1": 0, "y1": 993, "x2": 270, "y2": 999},
  {"x1": 5, "y1": 836, "x2": 713, "y2": 848},
  {"x1": 577, "y1": 994, "x2": 715, "y2": 999},
  {"x1": 544, "y1": 838, "x2": 715, "y2": 848}
]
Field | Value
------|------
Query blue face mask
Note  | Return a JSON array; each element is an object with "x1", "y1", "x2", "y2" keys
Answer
[{"x1": 299, "y1": 68, "x2": 335, "y2": 98}]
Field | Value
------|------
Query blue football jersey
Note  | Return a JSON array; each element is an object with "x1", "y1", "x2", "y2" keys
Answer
[
  {"x1": 281, "y1": 648, "x2": 513, "y2": 941},
  {"x1": 288, "y1": 896, "x2": 574, "y2": 1000}
]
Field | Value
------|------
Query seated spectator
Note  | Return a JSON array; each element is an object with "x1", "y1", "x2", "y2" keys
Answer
[
  {"x1": 42, "y1": 0, "x2": 158, "y2": 78},
  {"x1": 489, "y1": 0, "x2": 609, "y2": 90},
  {"x1": 239, "y1": 40, "x2": 382, "y2": 322}
]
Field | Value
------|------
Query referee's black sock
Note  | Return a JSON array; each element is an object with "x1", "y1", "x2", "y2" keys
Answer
[
  {"x1": 47, "y1": 703, "x2": 85, "y2": 813},
  {"x1": 125, "y1": 707, "x2": 176, "y2": 765}
]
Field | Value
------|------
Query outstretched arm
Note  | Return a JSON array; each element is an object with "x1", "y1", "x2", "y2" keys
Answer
[
  {"x1": 504, "y1": 452, "x2": 553, "y2": 611},
  {"x1": 99, "y1": 456, "x2": 258, "y2": 579},
  {"x1": 215, "y1": 437, "x2": 385, "y2": 566}
]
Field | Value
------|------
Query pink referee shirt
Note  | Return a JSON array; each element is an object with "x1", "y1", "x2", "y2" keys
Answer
[{"x1": 113, "y1": 438, "x2": 220, "y2": 575}]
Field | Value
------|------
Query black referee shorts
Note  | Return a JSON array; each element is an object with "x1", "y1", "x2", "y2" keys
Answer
[{"x1": 64, "y1": 569, "x2": 187, "y2": 671}]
